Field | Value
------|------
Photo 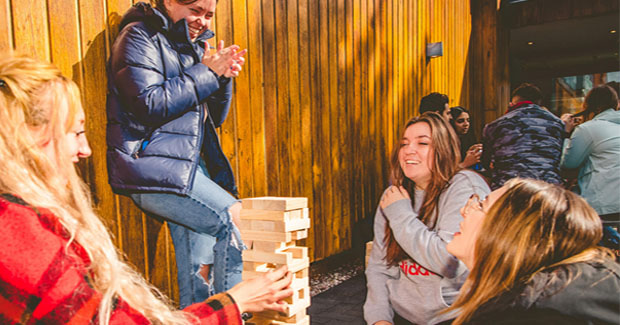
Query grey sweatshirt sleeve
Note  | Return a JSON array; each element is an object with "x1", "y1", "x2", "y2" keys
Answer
[
  {"x1": 382, "y1": 171, "x2": 490, "y2": 278},
  {"x1": 364, "y1": 205, "x2": 399, "y2": 324}
]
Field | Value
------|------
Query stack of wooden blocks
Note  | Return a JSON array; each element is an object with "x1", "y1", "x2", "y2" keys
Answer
[{"x1": 240, "y1": 197, "x2": 311, "y2": 325}]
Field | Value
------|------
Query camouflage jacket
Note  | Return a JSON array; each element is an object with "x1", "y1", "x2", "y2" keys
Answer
[{"x1": 482, "y1": 103, "x2": 565, "y2": 190}]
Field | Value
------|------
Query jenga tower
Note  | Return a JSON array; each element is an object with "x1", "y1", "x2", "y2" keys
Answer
[{"x1": 240, "y1": 197, "x2": 311, "y2": 325}]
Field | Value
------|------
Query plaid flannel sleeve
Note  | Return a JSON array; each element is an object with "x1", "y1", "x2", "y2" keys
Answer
[{"x1": 183, "y1": 292, "x2": 242, "y2": 325}]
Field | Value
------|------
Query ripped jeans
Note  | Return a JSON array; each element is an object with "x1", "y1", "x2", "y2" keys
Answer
[{"x1": 130, "y1": 161, "x2": 244, "y2": 308}]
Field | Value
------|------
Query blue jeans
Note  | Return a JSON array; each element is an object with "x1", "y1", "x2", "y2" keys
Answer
[{"x1": 130, "y1": 162, "x2": 244, "y2": 308}]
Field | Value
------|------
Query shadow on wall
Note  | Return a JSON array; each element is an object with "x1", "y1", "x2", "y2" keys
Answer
[{"x1": 71, "y1": 11, "x2": 179, "y2": 303}]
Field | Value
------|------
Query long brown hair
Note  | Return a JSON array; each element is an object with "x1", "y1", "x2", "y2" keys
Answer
[
  {"x1": 384, "y1": 112, "x2": 461, "y2": 265},
  {"x1": 446, "y1": 178, "x2": 611, "y2": 324}
]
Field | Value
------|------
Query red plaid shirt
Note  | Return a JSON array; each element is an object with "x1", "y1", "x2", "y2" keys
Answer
[{"x1": 0, "y1": 194, "x2": 241, "y2": 324}]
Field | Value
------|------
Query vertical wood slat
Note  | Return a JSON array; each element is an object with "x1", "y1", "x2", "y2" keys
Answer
[
  {"x1": 3, "y1": 0, "x2": 479, "y2": 303},
  {"x1": 0, "y1": 0, "x2": 13, "y2": 52},
  {"x1": 12, "y1": 0, "x2": 50, "y2": 60}
]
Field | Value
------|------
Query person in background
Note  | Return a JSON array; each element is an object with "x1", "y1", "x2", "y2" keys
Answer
[
  {"x1": 106, "y1": 0, "x2": 247, "y2": 307},
  {"x1": 419, "y1": 92, "x2": 452, "y2": 120},
  {"x1": 606, "y1": 81, "x2": 620, "y2": 107},
  {"x1": 449, "y1": 106, "x2": 482, "y2": 170},
  {"x1": 364, "y1": 112, "x2": 490, "y2": 325},
  {"x1": 561, "y1": 85, "x2": 620, "y2": 246},
  {"x1": 481, "y1": 83, "x2": 564, "y2": 190},
  {"x1": 443, "y1": 178, "x2": 619, "y2": 324},
  {"x1": 0, "y1": 55, "x2": 292, "y2": 325}
]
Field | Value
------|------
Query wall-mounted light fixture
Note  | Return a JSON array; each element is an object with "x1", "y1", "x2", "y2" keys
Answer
[{"x1": 426, "y1": 42, "x2": 443, "y2": 59}]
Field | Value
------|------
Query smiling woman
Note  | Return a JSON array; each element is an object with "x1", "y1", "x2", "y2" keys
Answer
[
  {"x1": 443, "y1": 178, "x2": 620, "y2": 324},
  {"x1": 155, "y1": 0, "x2": 216, "y2": 41},
  {"x1": 106, "y1": 0, "x2": 247, "y2": 308},
  {"x1": 364, "y1": 112, "x2": 490, "y2": 325}
]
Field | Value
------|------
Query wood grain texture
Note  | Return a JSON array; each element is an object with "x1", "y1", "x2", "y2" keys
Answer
[
  {"x1": 5, "y1": 0, "x2": 491, "y2": 305},
  {"x1": 0, "y1": 0, "x2": 13, "y2": 53}
]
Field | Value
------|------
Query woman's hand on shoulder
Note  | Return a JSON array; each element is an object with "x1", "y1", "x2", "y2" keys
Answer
[
  {"x1": 380, "y1": 186, "x2": 410, "y2": 210},
  {"x1": 202, "y1": 40, "x2": 247, "y2": 78}
]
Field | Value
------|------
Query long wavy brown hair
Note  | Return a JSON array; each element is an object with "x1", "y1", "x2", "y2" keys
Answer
[
  {"x1": 384, "y1": 112, "x2": 461, "y2": 265},
  {"x1": 446, "y1": 178, "x2": 613, "y2": 324}
]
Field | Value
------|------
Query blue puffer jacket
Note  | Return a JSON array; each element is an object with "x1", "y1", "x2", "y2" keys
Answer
[{"x1": 106, "y1": 2, "x2": 237, "y2": 196}]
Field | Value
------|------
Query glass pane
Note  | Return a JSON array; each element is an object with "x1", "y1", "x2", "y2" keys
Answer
[{"x1": 550, "y1": 71, "x2": 620, "y2": 116}]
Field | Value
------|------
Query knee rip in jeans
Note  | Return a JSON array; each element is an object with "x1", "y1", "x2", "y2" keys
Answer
[{"x1": 197, "y1": 263, "x2": 213, "y2": 286}]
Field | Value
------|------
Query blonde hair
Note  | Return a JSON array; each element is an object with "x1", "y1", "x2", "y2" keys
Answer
[
  {"x1": 384, "y1": 112, "x2": 461, "y2": 265},
  {"x1": 0, "y1": 55, "x2": 192, "y2": 325},
  {"x1": 446, "y1": 178, "x2": 612, "y2": 324}
]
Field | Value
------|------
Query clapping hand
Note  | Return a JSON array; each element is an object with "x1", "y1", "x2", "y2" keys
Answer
[{"x1": 202, "y1": 40, "x2": 247, "y2": 78}]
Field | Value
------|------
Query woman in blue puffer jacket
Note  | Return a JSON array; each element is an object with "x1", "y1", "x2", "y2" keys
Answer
[{"x1": 106, "y1": 0, "x2": 247, "y2": 308}]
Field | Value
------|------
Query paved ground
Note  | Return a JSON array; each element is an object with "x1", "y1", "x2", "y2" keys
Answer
[{"x1": 308, "y1": 274, "x2": 366, "y2": 324}]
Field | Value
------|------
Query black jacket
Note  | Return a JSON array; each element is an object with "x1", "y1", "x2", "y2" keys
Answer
[
  {"x1": 106, "y1": 2, "x2": 236, "y2": 196},
  {"x1": 466, "y1": 259, "x2": 620, "y2": 324}
]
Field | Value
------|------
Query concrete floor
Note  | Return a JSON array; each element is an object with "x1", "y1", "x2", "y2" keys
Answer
[{"x1": 308, "y1": 274, "x2": 367, "y2": 324}]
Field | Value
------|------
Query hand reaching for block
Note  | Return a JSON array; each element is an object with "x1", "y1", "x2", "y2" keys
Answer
[{"x1": 227, "y1": 266, "x2": 294, "y2": 314}]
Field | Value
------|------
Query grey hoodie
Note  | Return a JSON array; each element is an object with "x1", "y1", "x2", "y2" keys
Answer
[{"x1": 364, "y1": 170, "x2": 490, "y2": 324}]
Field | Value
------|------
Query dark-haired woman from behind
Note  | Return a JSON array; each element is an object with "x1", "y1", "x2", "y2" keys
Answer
[
  {"x1": 364, "y1": 112, "x2": 490, "y2": 324},
  {"x1": 443, "y1": 178, "x2": 620, "y2": 324}
]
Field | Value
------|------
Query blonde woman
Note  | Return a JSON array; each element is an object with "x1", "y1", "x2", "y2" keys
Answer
[
  {"x1": 444, "y1": 178, "x2": 620, "y2": 324},
  {"x1": 364, "y1": 112, "x2": 490, "y2": 324},
  {"x1": 0, "y1": 55, "x2": 291, "y2": 324}
]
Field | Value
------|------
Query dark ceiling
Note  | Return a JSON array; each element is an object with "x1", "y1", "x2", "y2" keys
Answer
[{"x1": 506, "y1": 2, "x2": 619, "y2": 80}]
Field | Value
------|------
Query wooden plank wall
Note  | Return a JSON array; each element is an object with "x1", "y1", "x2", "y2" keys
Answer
[
  {"x1": 1, "y1": 0, "x2": 473, "y2": 302},
  {"x1": 470, "y1": 0, "x2": 510, "y2": 127}
]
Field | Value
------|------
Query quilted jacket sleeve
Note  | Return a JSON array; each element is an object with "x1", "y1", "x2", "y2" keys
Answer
[{"x1": 109, "y1": 24, "x2": 225, "y2": 127}]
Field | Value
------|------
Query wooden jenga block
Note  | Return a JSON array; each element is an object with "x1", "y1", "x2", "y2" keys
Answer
[
  {"x1": 284, "y1": 286, "x2": 309, "y2": 305},
  {"x1": 287, "y1": 256, "x2": 310, "y2": 273},
  {"x1": 247, "y1": 312, "x2": 309, "y2": 325},
  {"x1": 291, "y1": 229, "x2": 308, "y2": 240},
  {"x1": 240, "y1": 207, "x2": 307, "y2": 221},
  {"x1": 290, "y1": 275, "x2": 309, "y2": 290},
  {"x1": 243, "y1": 247, "x2": 309, "y2": 265},
  {"x1": 243, "y1": 261, "x2": 276, "y2": 272},
  {"x1": 243, "y1": 261, "x2": 264, "y2": 271},
  {"x1": 242, "y1": 197, "x2": 308, "y2": 211},
  {"x1": 295, "y1": 267, "x2": 309, "y2": 279},
  {"x1": 241, "y1": 229, "x2": 307, "y2": 242},
  {"x1": 239, "y1": 218, "x2": 310, "y2": 233},
  {"x1": 366, "y1": 240, "x2": 373, "y2": 268},
  {"x1": 242, "y1": 257, "x2": 309, "y2": 280},
  {"x1": 252, "y1": 241, "x2": 294, "y2": 252},
  {"x1": 243, "y1": 249, "x2": 294, "y2": 265}
]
